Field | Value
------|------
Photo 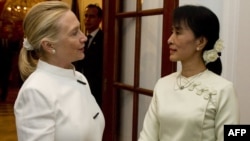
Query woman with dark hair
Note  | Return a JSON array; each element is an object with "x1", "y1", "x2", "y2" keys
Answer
[{"x1": 138, "y1": 5, "x2": 239, "y2": 141}]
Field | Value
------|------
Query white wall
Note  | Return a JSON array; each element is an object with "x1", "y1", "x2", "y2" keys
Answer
[
  {"x1": 179, "y1": 0, "x2": 250, "y2": 124},
  {"x1": 235, "y1": 0, "x2": 250, "y2": 124}
]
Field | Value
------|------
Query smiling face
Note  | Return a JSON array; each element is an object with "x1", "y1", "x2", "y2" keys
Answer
[
  {"x1": 167, "y1": 22, "x2": 202, "y2": 64},
  {"x1": 49, "y1": 10, "x2": 87, "y2": 68}
]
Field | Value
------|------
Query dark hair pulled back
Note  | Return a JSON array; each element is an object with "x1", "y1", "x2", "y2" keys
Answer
[{"x1": 173, "y1": 5, "x2": 222, "y2": 75}]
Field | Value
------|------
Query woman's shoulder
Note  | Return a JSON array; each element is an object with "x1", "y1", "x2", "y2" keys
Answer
[
  {"x1": 197, "y1": 70, "x2": 235, "y2": 94},
  {"x1": 205, "y1": 70, "x2": 233, "y2": 85},
  {"x1": 159, "y1": 72, "x2": 179, "y2": 81},
  {"x1": 154, "y1": 72, "x2": 179, "y2": 87}
]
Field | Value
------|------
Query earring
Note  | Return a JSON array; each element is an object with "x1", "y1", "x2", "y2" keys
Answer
[
  {"x1": 196, "y1": 47, "x2": 200, "y2": 51},
  {"x1": 51, "y1": 49, "x2": 56, "y2": 54}
]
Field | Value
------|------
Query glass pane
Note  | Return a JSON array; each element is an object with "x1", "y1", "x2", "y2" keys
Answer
[
  {"x1": 140, "y1": 15, "x2": 162, "y2": 89},
  {"x1": 142, "y1": 0, "x2": 163, "y2": 10},
  {"x1": 121, "y1": 0, "x2": 136, "y2": 12},
  {"x1": 119, "y1": 18, "x2": 136, "y2": 85},
  {"x1": 118, "y1": 90, "x2": 133, "y2": 141},
  {"x1": 137, "y1": 94, "x2": 152, "y2": 138}
]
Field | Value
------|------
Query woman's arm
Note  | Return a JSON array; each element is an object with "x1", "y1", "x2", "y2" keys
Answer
[
  {"x1": 215, "y1": 83, "x2": 240, "y2": 141},
  {"x1": 14, "y1": 88, "x2": 56, "y2": 141}
]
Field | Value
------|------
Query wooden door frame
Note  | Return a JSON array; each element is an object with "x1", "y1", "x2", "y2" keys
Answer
[{"x1": 101, "y1": 0, "x2": 178, "y2": 141}]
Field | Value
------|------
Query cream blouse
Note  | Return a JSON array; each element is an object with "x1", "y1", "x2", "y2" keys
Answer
[{"x1": 139, "y1": 70, "x2": 239, "y2": 141}]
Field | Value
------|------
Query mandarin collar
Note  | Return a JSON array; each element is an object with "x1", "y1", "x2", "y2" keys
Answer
[{"x1": 37, "y1": 60, "x2": 76, "y2": 79}]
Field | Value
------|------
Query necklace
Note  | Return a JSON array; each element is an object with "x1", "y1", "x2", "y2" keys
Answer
[{"x1": 176, "y1": 70, "x2": 206, "y2": 90}]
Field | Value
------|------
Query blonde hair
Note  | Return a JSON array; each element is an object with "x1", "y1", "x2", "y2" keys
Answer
[{"x1": 19, "y1": 1, "x2": 70, "y2": 81}]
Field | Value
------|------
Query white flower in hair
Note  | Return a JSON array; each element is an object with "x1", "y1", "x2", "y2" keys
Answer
[
  {"x1": 203, "y1": 39, "x2": 224, "y2": 64},
  {"x1": 203, "y1": 50, "x2": 219, "y2": 64},
  {"x1": 214, "y1": 39, "x2": 223, "y2": 52},
  {"x1": 23, "y1": 38, "x2": 34, "y2": 51}
]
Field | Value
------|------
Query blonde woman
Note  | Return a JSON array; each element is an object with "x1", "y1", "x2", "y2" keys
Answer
[{"x1": 14, "y1": 1, "x2": 105, "y2": 141}]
